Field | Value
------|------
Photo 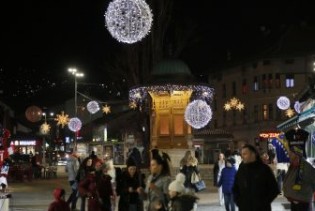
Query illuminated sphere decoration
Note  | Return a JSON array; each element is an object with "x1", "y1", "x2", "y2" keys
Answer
[
  {"x1": 68, "y1": 118, "x2": 82, "y2": 132},
  {"x1": 294, "y1": 101, "x2": 301, "y2": 113},
  {"x1": 184, "y1": 100, "x2": 212, "y2": 129},
  {"x1": 277, "y1": 96, "x2": 290, "y2": 110},
  {"x1": 105, "y1": 0, "x2": 153, "y2": 44},
  {"x1": 87, "y1": 101, "x2": 100, "y2": 114},
  {"x1": 25, "y1": 105, "x2": 42, "y2": 123}
]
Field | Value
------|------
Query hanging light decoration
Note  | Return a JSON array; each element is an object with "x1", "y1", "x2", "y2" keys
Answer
[
  {"x1": 40, "y1": 122, "x2": 51, "y2": 135},
  {"x1": 277, "y1": 96, "x2": 290, "y2": 110},
  {"x1": 223, "y1": 97, "x2": 245, "y2": 111},
  {"x1": 285, "y1": 108, "x2": 295, "y2": 118},
  {"x1": 55, "y1": 111, "x2": 70, "y2": 128},
  {"x1": 184, "y1": 100, "x2": 212, "y2": 129},
  {"x1": 102, "y1": 104, "x2": 111, "y2": 114},
  {"x1": 87, "y1": 101, "x2": 100, "y2": 114},
  {"x1": 68, "y1": 117, "x2": 82, "y2": 132},
  {"x1": 105, "y1": 0, "x2": 153, "y2": 44},
  {"x1": 294, "y1": 101, "x2": 301, "y2": 114}
]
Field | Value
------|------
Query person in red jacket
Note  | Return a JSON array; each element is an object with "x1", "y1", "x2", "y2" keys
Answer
[{"x1": 48, "y1": 188, "x2": 70, "y2": 211}]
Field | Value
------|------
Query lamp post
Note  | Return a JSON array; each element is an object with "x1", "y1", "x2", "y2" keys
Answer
[
  {"x1": 41, "y1": 112, "x2": 54, "y2": 165},
  {"x1": 68, "y1": 68, "x2": 84, "y2": 149}
]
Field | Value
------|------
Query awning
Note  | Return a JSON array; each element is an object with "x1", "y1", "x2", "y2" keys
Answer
[{"x1": 277, "y1": 106, "x2": 315, "y2": 131}]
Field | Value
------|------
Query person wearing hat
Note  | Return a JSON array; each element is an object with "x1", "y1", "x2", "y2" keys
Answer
[
  {"x1": 118, "y1": 157, "x2": 144, "y2": 211},
  {"x1": 217, "y1": 156, "x2": 237, "y2": 211},
  {"x1": 168, "y1": 173, "x2": 199, "y2": 211},
  {"x1": 48, "y1": 188, "x2": 70, "y2": 211}
]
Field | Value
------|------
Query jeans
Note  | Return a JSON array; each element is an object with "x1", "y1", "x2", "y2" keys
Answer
[
  {"x1": 223, "y1": 193, "x2": 235, "y2": 211},
  {"x1": 67, "y1": 180, "x2": 78, "y2": 210}
]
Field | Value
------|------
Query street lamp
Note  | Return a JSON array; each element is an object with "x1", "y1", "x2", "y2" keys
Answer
[
  {"x1": 40, "y1": 112, "x2": 54, "y2": 165},
  {"x1": 68, "y1": 68, "x2": 84, "y2": 149}
]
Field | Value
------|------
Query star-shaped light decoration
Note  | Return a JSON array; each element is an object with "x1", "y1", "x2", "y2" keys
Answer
[
  {"x1": 285, "y1": 108, "x2": 295, "y2": 118},
  {"x1": 40, "y1": 122, "x2": 51, "y2": 135},
  {"x1": 236, "y1": 103, "x2": 245, "y2": 111},
  {"x1": 102, "y1": 104, "x2": 111, "y2": 114},
  {"x1": 129, "y1": 101, "x2": 137, "y2": 110},
  {"x1": 230, "y1": 97, "x2": 239, "y2": 107},
  {"x1": 54, "y1": 111, "x2": 70, "y2": 128},
  {"x1": 224, "y1": 103, "x2": 232, "y2": 111}
]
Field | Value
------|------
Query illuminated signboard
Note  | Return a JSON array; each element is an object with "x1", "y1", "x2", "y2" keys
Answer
[
  {"x1": 259, "y1": 133, "x2": 280, "y2": 139},
  {"x1": 13, "y1": 140, "x2": 37, "y2": 146}
]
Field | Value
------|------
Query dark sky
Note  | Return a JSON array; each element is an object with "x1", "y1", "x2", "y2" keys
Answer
[{"x1": 0, "y1": 0, "x2": 314, "y2": 111}]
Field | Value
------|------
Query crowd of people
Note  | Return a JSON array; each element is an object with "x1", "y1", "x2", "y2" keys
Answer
[{"x1": 47, "y1": 140, "x2": 315, "y2": 211}]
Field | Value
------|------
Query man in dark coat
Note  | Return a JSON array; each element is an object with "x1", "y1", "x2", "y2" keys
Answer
[{"x1": 233, "y1": 144, "x2": 279, "y2": 211}]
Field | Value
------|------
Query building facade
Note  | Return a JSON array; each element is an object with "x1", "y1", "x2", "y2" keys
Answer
[{"x1": 208, "y1": 55, "x2": 315, "y2": 151}]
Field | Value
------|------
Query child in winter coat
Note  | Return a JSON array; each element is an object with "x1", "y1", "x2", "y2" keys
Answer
[
  {"x1": 168, "y1": 173, "x2": 199, "y2": 211},
  {"x1": 48, "y1": 188, "x2": 70, "y2": 211},
  {"x1": 217, "y1": 156, "x2": 237, "y2": 211}
]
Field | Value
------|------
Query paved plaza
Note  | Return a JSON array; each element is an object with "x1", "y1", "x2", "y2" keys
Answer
[{"x1": 4, "y1": 171, "x2": 292, "y2": 211}]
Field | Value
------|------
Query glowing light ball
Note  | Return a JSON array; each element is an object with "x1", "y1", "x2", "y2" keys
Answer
[
  {"x1": 87, "y1": 101, "x2": 100, "y2": 114},
  {"x1": 68, "y1": 118, "x2": 82, "y2": 132},
  {"x1": 294, "y1": 101, "x2": 301, "y2": 113},
  {"x1": 184, "y1": 100, "x2": 212, "y2": 129},
  {"x1": 277, "y1": 96, "x2": 290, "y2": 110},
  {"x1": 105, "y1": 0, "x2": 153, "y2": 44},
  {"x1": 25, "y1": 106, "x2": 42, "y2": 122}
]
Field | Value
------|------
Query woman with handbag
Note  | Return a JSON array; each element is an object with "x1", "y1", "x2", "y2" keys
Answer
[{"x1": 180, "y1": 152, "x2": 200, "y2": 193}]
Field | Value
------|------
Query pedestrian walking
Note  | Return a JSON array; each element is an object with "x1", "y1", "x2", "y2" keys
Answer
[
  {"x1": 139, "y1": 149, "x2": 172, "y2": 211},
  {"x1": 168, "y1": 173, "x2": 199, "y2": 211},
  {"x1": 213, "y1": 152, "x2": 225, "y2": 206},
  {"x1": 118, "y1": 157, "x2": 144, "y2": 211},
  {"x1": 233, "y1": 144, "x2": 279, "y2": 211},
  {"x1": 97, "y1": 163, "x2": 115, "y2": 211},
  {"x1": 48, "y1": 188, "x2": 70, "y2": 211},
  {"x1": 66, "y1": 151, "x2": 80, "y2": 210},
  {"x1": 217, "y1": 156, "x2": 237, "y2": 211},
  {"x1": 180, "y1": 153, "x2": 199, "y2": 193}
]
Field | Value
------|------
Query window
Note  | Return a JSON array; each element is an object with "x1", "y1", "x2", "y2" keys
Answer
[
  {"x1": 222, "y1": 84, "x2": 226, "y2": 98},
  {"x1": 159, "y1": 116, "x2": 169, "y2": 135},
  {"x1": 254, "y1": 105, "x2": 259, "y2": 122},
  {"x1": 253, "y1": 76, "x2": 259, "y2": 91},
  {"x1": 268, "y1": 74, "x2": 273, "y2": 89},
  {"x1": 262, "y1": 74, "x2": 267, "y2": 91},
  {"x1": 263, "y1": 104, "x2": 268, "y2": 120},
  {"x1": 232, "y1": 81, "x2": 236, "y2": 95},
  {"x1": 268, "y1": 104, "x2": 273, "y2": 120},
  {"x1": 173, "y1": 115, "x2": 184, "y2": 135},
  {"x1": 242, "y1": 79, "x2": 248, "y2": 94},
  {"x1": 275, "y1": 73, "x2": 281, "y2": 88},
  {"x1": 223, "y1": 111, "x2": 226, "y2": 126},
  {"x1": 213, "y1": 99, "x2": 217, "y2": 111},
  {"x1": 285, "y1": 74, "x2": 294, "y2": 88}
]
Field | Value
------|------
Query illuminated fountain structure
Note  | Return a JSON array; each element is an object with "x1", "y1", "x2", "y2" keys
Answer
[{"x1": 129, "y1": 60, "x2": 214, "y2": 165}]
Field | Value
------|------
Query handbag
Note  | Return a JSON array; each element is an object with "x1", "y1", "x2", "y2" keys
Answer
[
  {"x1": 191, "y1": 172, "x2": 200, "y2": 184},
  {"x1": 194, "y1": 180, "x2": 206, "y2": 192}
]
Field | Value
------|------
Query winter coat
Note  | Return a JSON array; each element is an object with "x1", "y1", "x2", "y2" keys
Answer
[
  {"x1": 180, "y1": 165, "x2": 199, "y2": 189},
  {"x1": 118, "y1": 171, "x2": 143, "y2": 211},
  {"x1": 48, "y1": 200, "x2": 70, "y2": 211},
  {"x1": 283, "y1": 158, "x2": 315, "y2": 203},
  {"x1": 97, "y1": 174, "x2": 113, "y2": 211},
  {"x1": 217, "y1": 165, "x2": 237, "y2": 194},
  {"x1": 145, "y1": 174, "x2": 171, "y2": 211},
  {"x1": 79, "y1": 174, "x2": 103, "y2": 211},
  {"x1": 213, "y1": 160, "x2": 225, "y2": 186},
  {"x1": 169, "y1": 194, "x2": 198, "y2": 211},
  {"x1": 66, "y1": 156, "x2": 79, "y2": 182},
  {"x1": 233, "y1": 160, "x2": 279, "y2": 211}
]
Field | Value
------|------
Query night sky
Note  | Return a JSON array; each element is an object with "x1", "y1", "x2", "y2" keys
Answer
[{"x1": 0, "y1": 1, "x2": 314, "y2": 112}]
